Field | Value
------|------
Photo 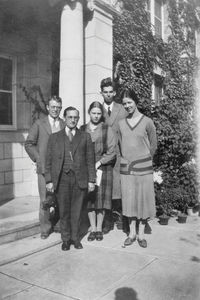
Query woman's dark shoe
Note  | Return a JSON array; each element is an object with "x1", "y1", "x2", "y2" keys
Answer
[
  {"x1": 96, "y1": 231, "x2": 103, "y2": 241},
  {"x1": 87, "y1": 232, "x2": 96, "y2": 241},
  {"x1": 124, "y1": 236, "x2": 136, "y2": 246},
  {"x1": 61, "y1": 241, "x2": 71, "y2": 251},
  {"x1": 137, "y1": 238, "x2": 147, "y2": 248}
]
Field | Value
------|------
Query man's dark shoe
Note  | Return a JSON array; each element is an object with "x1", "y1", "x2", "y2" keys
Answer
[
  {"x1": 73, "y1": 241, "x2": 83, "y2": 249},
  {"x1": 102, "y1": 226, "x2": 110, "y2": 234},
  {"x1": 40, "y1": 227, "x2": 54, "y2": 239},
  {"x1": 61, "y1": 241, "x2": 71, "y2": 251},
  {"x1": 144, "y1": 222, "x2": 152, "y2": 234},
  {"x1": 40, "y1": 233, "x2": 49, "y2": 239}
]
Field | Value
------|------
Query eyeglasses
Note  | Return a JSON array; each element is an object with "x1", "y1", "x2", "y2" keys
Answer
[
  {"x1": 49, "y1": 106, "x2": 62, "y2": 110},
  {"x1": 66, "y1": 116, "x2": 79, "y2": 120}
]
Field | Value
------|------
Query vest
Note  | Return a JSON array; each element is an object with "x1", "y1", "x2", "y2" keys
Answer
[{"x1": 63, "y1": 135, "x2": 74, "y2": 173}]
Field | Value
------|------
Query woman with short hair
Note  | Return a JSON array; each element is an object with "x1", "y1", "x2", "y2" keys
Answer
[
  {"x1": 119, "y1": 88, "x2": 157, "y2": 248},
  {"x1": 81, "y1": 101, "x2": 116, "y2": 241}
]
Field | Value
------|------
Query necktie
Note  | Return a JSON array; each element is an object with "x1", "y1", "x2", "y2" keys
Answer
[
  {"x1": 108, "y1": 106, "x2": 111, "y2": 116},
  {"x1": 68, "y1": 129, "x2": 73, "y2": 142}
]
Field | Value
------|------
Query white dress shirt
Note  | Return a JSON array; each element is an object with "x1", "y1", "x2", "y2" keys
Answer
[
  {"x1": 48, "y1": 115, "x2": 60, "y2": 132},
  {"x1": 65, "y1": 127, "x2": 76, "y2": 137},
  {"x1": 103, "y1": 102, "x2": 114, "y2": 114}
]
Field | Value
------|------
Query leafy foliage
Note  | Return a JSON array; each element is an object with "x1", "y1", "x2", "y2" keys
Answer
[
  {"x1": 113, "y1": 0, "x2": 200, "y2": 209},
  {"x1": 20, "y1": 85, "x2": 48, "y2": 123},
  {"x1": 113, "y1": 0, "x2": 156, "y2": 115}
]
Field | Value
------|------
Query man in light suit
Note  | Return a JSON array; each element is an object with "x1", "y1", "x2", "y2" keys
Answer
[
  {"x1": 25, "y1": 96, "x2": 65, "y2": 239},
  {"x1": 45, "y1": 107, "x2": 96, "y2": 251},
  {"x1": 101, "y1": 77, "x2": 127, "y2": 233}
]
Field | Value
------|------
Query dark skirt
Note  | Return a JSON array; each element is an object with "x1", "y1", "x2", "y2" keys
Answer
[{"x1": 87, "y1": 165, "x2": 113, "y2": 210}]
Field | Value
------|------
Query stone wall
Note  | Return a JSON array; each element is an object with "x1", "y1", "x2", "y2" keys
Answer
[{"x1": 0, "y1": 27, "x2": 52, "y2": 203}]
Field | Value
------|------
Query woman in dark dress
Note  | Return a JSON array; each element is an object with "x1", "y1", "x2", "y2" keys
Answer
[{"x1": 81, "y1": 101, "x2": 116, "y2": 241}]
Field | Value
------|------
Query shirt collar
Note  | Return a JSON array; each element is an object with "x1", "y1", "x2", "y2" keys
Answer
[
  {"x1": 48, "y1": 115, "x2": 59, "y2": 125},
  {"x1": 65, "y1": 126, "x2": 76, "y2": 136},
  {"x1": 103, "y1": 101, "x2": 113, "y2": 111}
]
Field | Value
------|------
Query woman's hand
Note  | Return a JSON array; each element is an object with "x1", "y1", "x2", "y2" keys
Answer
[{"x1": 95, "y1": 161, "x2": 102, "y2": 170}]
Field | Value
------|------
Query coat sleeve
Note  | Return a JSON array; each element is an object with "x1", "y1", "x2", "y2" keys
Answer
[
  {"x1": 146, "y1": 119, "x2": 157, "y2": 157},
  {"x1": 85, "y1": 132, "x2": 96, "y2": 183},
  {"x1": 24, "y1": 120, "x2": 40, "y2": 163},
  {"x1": 100, "y1": 126, "x2": 116, "y2": 165},
  {"x1": 45, "y1": 134, "x2": 53, "y2": 184}
]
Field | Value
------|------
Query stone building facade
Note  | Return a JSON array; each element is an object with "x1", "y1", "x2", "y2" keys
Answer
[
  {"x1": 0, "y1": 0, "x2": 199, "y2": 202},
  {"x1": 0, "y1": 0, "x2": 120, "y2": 202}
]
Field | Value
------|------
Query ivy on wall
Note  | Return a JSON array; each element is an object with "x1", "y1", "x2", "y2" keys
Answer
[
  {"x1": 113, "y1": 0, "x2": 156, "y2": 115},
  {"x1": 113, "y1": 0, "x2": 200, "y2": 210}
]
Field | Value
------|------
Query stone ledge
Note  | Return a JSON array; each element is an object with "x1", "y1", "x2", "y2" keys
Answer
[{"x1": 0, "y1": 233, "x2": 61, "y2": 266}]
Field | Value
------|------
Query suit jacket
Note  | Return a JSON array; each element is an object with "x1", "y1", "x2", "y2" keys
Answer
[
  {"x1": 103, "y1": 102, "x2": 127, "y2": 199},
  {"x1": 45, "y1": 128, "x2": 96, "y2": 191},
  {"x1": 25, "y1": 116, "x2": 65, "y2": 174},
  {"x1": 103, "y1": 102, "x2": 127, "y2": 143}
]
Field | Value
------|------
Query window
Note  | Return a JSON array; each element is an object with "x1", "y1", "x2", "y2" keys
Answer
[
  {"x1": 0, "y1": 55, "x2": 16, "y2": 130},
  {"x1": 146, "y1": 0, "x2": 163, "y2": 38},
  {"x1": 154, "y1": 0, "x2": 162, "y2": 37}
]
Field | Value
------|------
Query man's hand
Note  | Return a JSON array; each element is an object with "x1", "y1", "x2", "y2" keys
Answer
[
  {"x1": 88, "y1": 182, "x2": 95, "y2": 192},
  {"x1": 95, "y1": 161, "x2": 101, "y2": 170},
  {"x1": 46, "y1": 182, "x2": 54, "y2": 193}
]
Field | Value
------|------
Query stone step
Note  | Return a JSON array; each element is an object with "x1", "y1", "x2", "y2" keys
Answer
[
  {"x1": 0, "y1": 211, "x2": 40, "y2": 245},
  {"x1": 0, "y1": 232, "x2": 61, "y2": 266}
]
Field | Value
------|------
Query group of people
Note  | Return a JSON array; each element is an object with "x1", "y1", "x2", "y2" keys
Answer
[{"x1": 25, "y1": 77, "x2": 157, "y2": 251}]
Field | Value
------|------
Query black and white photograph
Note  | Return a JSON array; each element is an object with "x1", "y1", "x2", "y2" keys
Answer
[{"x1": 0, "y1": 0, "x2": 200, "y2": 299}]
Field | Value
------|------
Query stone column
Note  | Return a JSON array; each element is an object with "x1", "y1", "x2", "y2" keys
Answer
[
  {"x1": 59, "y1": 1, "x2": 84, "y2": 124},
  {"x1": 84, "y1": 2, "x2": 114, "y2": 122}
]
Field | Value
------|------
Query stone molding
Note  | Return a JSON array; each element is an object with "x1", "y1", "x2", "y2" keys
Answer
[{"x1": 48, "y1": 0, "x2": 122, "y2": 13}]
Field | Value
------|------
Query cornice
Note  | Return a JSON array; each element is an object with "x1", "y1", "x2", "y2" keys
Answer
[{"x1": 48, "y1": 0, "x2": 123, "y2": 14}]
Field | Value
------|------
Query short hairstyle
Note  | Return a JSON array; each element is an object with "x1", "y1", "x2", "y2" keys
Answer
[
  {"x1": 88, "y1": 101, "x2": 104, "y2": 115},
  {"x1": 88, "y1": 101, "x2": 105, "y2": 122},
  {"x1": 100, "y1": 77, "x2": 115, "y2": 91},
  {"x1": 48, "y1": 95, "x2": 62, "y2": 104},
  {"x1": 121, "y1": 88, "x2": 139, "y2": 105},
  {"x1": 63, "y1": 106, "x2": 79, "y2": 117}
]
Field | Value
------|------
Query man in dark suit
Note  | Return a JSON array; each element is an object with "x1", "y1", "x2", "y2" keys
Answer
[
  {"x1": 45, "y1": 107, "x2": 96, "y2": 251},
  {"x1": 25, "y1": 96, "x2": 65, "y2": 239},
  {"x1": 101, "y1": 77, "x2": 127, "y2": 233}
]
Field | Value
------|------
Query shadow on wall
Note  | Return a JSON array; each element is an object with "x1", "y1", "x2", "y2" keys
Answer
[
  {"x1": 115, "y1": 287, "x2": 140, "y2": 300},
  {"x1": 0, "y1": 136, "x2": 38, "y2": 205}
]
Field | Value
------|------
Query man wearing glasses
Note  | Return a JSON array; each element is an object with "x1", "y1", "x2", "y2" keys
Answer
[
  {"x1": 25, "y1": 95, "x2": 65, "y2": 239},
  {"x1": 45, "y1": 107, "x2": 96, "y2": 251}
]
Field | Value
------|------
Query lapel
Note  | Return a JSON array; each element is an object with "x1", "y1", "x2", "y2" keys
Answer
[
  {"x1": 72, "y1": 129, "x2": 82, "y2": 155},
  {"x1": 59, "y1": 118, "x2": 65, "y2": 130},
  {"x1": 42, "y1": 116, "x2": 51, "y2": 135},
  {"x1": 57, "y1": 129, "x2": 65, "y2": 161}
]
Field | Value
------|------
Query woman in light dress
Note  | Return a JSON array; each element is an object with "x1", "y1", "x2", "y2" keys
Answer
[{"x1": 118, "y1": 88, "x2": 157, "y2": 248}]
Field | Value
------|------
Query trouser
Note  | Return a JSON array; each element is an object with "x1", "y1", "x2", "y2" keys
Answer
[
  {"x1": 38, "y1": 174, "x2": 52, "y2": 235},
  {"x1": 56, "y1": 171, "x2": 86, "y2": 242}
]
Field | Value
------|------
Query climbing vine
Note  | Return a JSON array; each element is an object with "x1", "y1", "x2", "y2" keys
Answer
[{"x1": 113, "y1": 0, "x2": 200, "y2": 210}]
